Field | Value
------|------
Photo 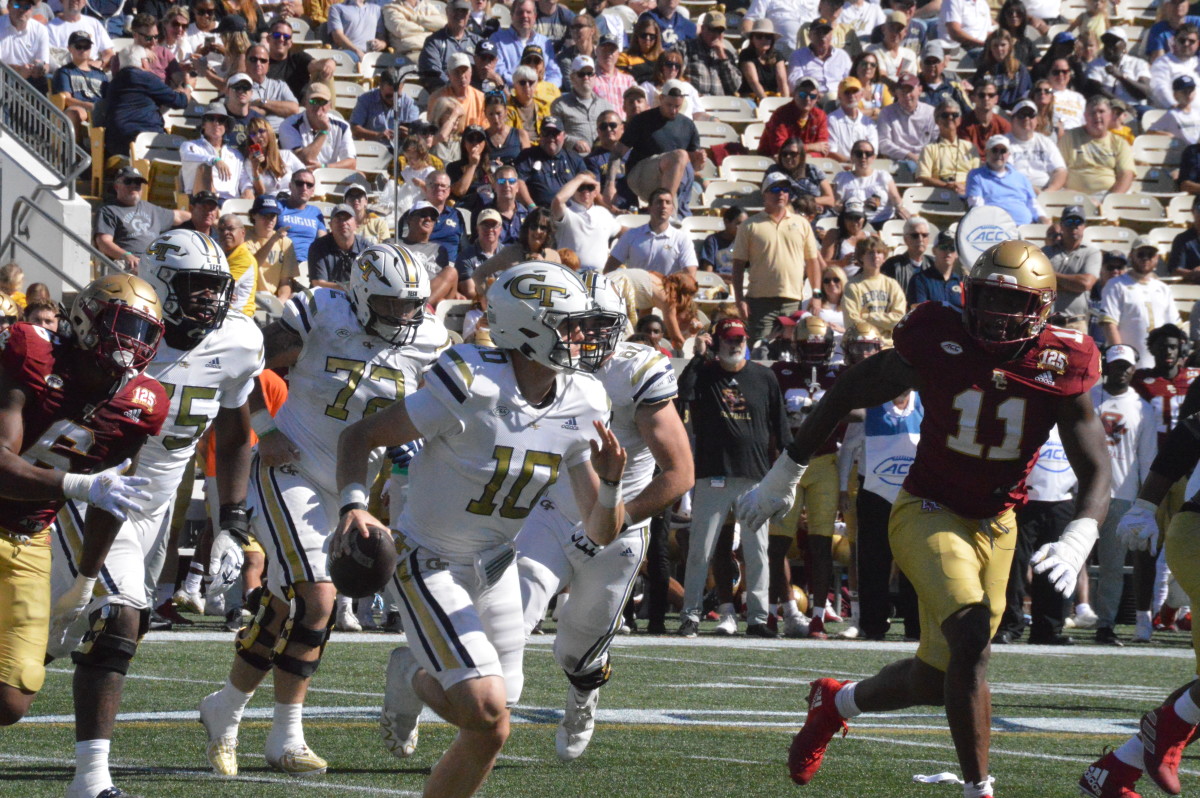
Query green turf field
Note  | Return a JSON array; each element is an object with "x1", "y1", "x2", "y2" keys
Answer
[{"x1": 3, "y1": 616, "x2": 1194, "y2": 798}]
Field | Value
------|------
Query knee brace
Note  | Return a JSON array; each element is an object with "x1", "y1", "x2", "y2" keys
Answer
[
  {"x1": 565, "y1": 659, "x2": 612, "y2": 692},
  {"x1": 273, "y1": 589, "x2": 333, "y2": 679},
  {"x1": 235, "y1": 588, "x2": 279, "y2": 672},
  {"x1": 71, "y1": 604, "x2": 142, "y2": 675}
]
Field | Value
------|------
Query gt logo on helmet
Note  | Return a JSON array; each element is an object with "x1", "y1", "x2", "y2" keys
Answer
[{"x1": 509, "y1": 272, "x2": 570, "y2": 307}]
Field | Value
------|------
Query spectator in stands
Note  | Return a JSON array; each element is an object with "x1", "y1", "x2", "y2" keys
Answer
[
  {"x1": 267, "y1": 19, "x2": 335, "y2": 102},
  {"x1": 492, "y1": 0, "x2": 561, "y2": 85},
  {"x1": 279, "y1": 169, "x2": 327, "y2": 264},
  {"x1": 972, "y1": 31, "x2": 1030, "y2": 111},
  {"x1": 1030, "y1": 78, "x2": 1060, "y2": 138},
  {"x1": 535, "y1": 0, "x2": 575, "y2": 48},
  {"x1": 350, "y1": 67, "x2": 420, "y2": 146},
  {"x1": 851, "y1": 52, "x2": 892, "y2": 120},
  {"x1": 737, "y1": 17, "x2": 787, "y2": 101},
  {"x1": 759, "y1": 77, "x2": 829, "y2": 157},
  {"x1": 476, "y1": 163, "x2": 528, "y2": 243},
  {"x1": 551, "y1": 172, "x2": 619, "y2": 271},
  {"x1": 821, "y1": 202, "x2": 870, "y2": 270},
  {"x1": 640, "y1": 0, "x2": 696, "y2": 48},
  {"x1": 1148, "y1": 75, "x2": 1200, "y2": 144},
  {"x1": 619, "y1": 16, "x2": 663, "y2": 84},
  {"x1": 1006, "y1": 99, "x2": 1068, "y2": 192},
  {"x1": 827, "y1": 77, "x2": 877, "y2": 163},
  {"x1": 867, "y1": 11, "x2": 918, "y2": 80},
  {"x1": 0, "y1": 0, "x2": 49, "y2": 85},
  {"x1": 175, "y1": 191, "x2": 220, "y2": 240},
  {"x1": 958, "y1": 77, "x2": 1011, "y2": 152},
  {"x1": 683, "y1": 10, "x2": 739, "y2": 98},
  {"x1": 554, "y1": 55, "x2": 615, "y2": 149},
  {"x1": 1087, "y1": 29, "x2": 1151, "y2": 107},
  {"x1": 594, "y1": 34, "x2": 634, "y2": 111},
  {"x1": 431, "y1": 52, "x2": 488, "y2": 128},
  {"x1": 473, "y1": 39, "x2": 504, "y2": 93},
  {"x1": 187, "y1": 0, "x2": 220, "y2": 51},
  {"x1": 215, "y1": 213, "x2": 258, "y2": 310},
  {"x1": 474, "y1": 206, "x2": 564, "y2": 283},
  {"x1": 918, "y1": 100, "x2": 976, "y2": 195},
  {"x1": 385, "y1": 0, "x2": 448, "y2": 68},
  {"x1": 244, "y1": 194, "x2": 300, "y2": 300},
  {"x1": 833, "y1": 139, "x2": 907, "y2": 225},
  {"x1": 786, "y1": 18, "x2": 851, "y2": 97},
  {"x1": 514, "y1": 115, "x2": 591, "y2": 207},
  {"x1": 907, "y1": 231, "x2": 963, "y2": 308},
  {"x1": 180, "y1": 103, "x2": 245, "y2": 200},
  {"x1": 843, "y1": 236, "x2": 906, "y2": 339},
  {"x1": 1180, "y1": 140, "x2": 1200, "y2": 193},
  {"x1": 1044, "y1": 205, "x2": 1101, "y2": 332},
  {"x1": 731, "y1": 174, "x2": 821, "y2": 341},
  {"x1": 94, "y1": 166, "x2": 190, "y2": 270},
  {"x1": 700, "y1": 206, "x2": 745, "y2": 275},
  {"x1": 606, "y1": 188, "x2": 696, "y2": 276},
  {"x1": 997, "y1": 0, "x2": 1039, "y2": 61},
  {"x1": 328, "y1": 0, "x2": 387, "y2": 63},
  {"x1": 219, "y1": 73, "x2": 266, "y2": 149},
  {"x1": 739, "y1": 0, "x2": 805, "y2": 61},
  {"x1": 307, "y1": 204, "x2": 369, "y2": 288},
  {"x1": 105, "y1": 45, "x2": 192, "y2": 156},
  {"x1": 1151, "y1": 26, "x2": 1200, "y2": 111},
  {"x1": 1059, "y1": 96, "x2": 1133, "y2": 197},
  {"x1": 917, "y1": 41, "x2": 970, "y2": 114},
  {"x1": 244, "y1": 44, "x2": 300, "y2": 131},
  {"x1": 641, "y1": 51, "x2": 707, "y2": 120},
  {"x1": 506, "y1": 64, "x2": 552, "y2": 134},
  {"x1": 418, "y1": 170, "x2": 467, "y2": 263},
  {"x1": 127, "y1": 12, "x2": 177, "y2": 83},
  {"x1": 765, "y1": 139, "x2": 835, "y2": 210},
  {"x1": 446, "y1": 124, "x2": 491, "y2": 206},
  {"x1": 879, "y1": 73, "x2": 936, "y2": 172},
  {"x1": 280, "y1": 83, "x2": 357, "y2": 170},
  {"x1": 556, "y1": 14, "x2": 597, "y2": 85},
  {"x1": 1168, "y1": 194, "x2": 1200, "y2": 281},
  {"x1": 1146, "y1": 0, "x2": 1200, "y2": 61},
  {"x1": 586, "y1": 109, "x2": 639, "y2": 210},
  {"x1": 401, "y1": 200, "x2": 459, "y2": 303},
  {"x1": 623, "y1": 83, "x2": 649, "y2": 120},
  {"x1": 966, "y1": 135, "x2": 1048, "y2": 225},
  {"x1": 52, "y1": 31, "x2": 108, "y2": 131},
  {"x1": 881, "y1": 216, "x2": 932, "y2": 293},
  {"x1": 456, "y1": 208, "x2": 503, "y2": 297},
  {"x1": 614, "y1": 84, "x2": 702, "y2": 205},
  {"x1": 161, "y1": 6, "x2": 195, "y2": 74},
  {"x1": 1100, "y1": 238, "x2": 1182, "y2": 368},
  {"x1": 197, "y1": 15, "x2": 253, "y2": 90},
  {"x1": 239, "y1": 116, "x2": 304, "y2": 197},
  {"x1": 840, "y1": 0, "x2": 886, "y2": 38},
  {"x1": 939, "y1": 0, "x2": 994, "y2": 51},
  {"x1": 48, "y1": 0, "x2": 112, "y2": 65},
  {"x1": 23, "y1": 302, "x2": 57, "y2": 332},
  {"x1": 0, "y1": 264, "x2": 25, "y2": 309},
  {"x1": 346, "y1": 185, "x2": 390, "y2": 243}
]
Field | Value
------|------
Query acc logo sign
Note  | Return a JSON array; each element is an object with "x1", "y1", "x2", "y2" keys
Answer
[
  {"x1": 965, "y1": 225, "x2": 1015, "y2": 244},
  {"x1": 1035, "y1": 444, "x2": 1072, "y2": 473},
  {"x1": 941, "y1": 341, "x2": 963, "y2": 355},
  {"x1": 508, "y1": 271, "x2": 569, "y2": 307},
  {"x1": 872, "y1": 455, "x2": 913, "y2": 486}
]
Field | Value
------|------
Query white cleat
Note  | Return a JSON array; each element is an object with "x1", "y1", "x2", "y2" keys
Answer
[
  {"x1": 714, "y1": 612, "x2": 738, "y2": 636},
  {"x1": 174, "y1": 587, "x2": 205, "y2": 615},
  {"x1": 1072, "y1": 606, "x2": 1099, "y2": 629},
  {"x1": 265, "y1": 743, "x2": 328, "y2": 777},
  {"x1": 836, "y1": 623, "x2": 860, "y2": 640},
  {"x1": 1134, "y1": 613, "x2": 1154, "y2": 643},
  {"x1": 380, "y1": 647, "x2": 423, "y2": 758},
  {"x1": 556, "y1": 685, "x2": 599, "y2": 762},
  {"x1": 204, "y1": 591, "x2": 227, "y2": 617},
  {"x1": 782, "y1": 613, "x2": 810, "y2": 638},
  {"x1": 199, "y1": 691, "x2": 239, "y2": 776},
  {"x1": 334, "y1": 596, "x2": 362, "y2": 632}
]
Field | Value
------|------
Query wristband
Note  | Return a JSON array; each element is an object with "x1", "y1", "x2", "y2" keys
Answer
[
  {"x1": 811, "y1": 289, "x2": 824, "y2": 300},
  {"x1": 61, "y1": 471, "x2": 95, "y2": 503},
  {"x1": 597, "y1": 479, "x2": 621, "y2": 508},
  {"x1": 340, "y1": 482, "x2": 368, "y2": 509},
  {"x1": 219, "y1": 503, "x2": 251, "y2": 544},
  {"x1": 250, "y1": 408, "x2": 277, "y2": 436},
  {"x1": 340, "y1": 501, "x2": 368, "y2": 516}
]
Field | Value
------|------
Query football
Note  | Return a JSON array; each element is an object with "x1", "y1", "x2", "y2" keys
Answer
[{"x1": 330, "y1": 525, "x2": 398, "y2": 598}]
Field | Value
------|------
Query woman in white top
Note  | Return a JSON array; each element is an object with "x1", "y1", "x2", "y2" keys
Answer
[
  {"x1": 238, "y1": 116, "x2": 305, "y2": 198},
  {"x1": 831, "y1": 138, "x2": 907, "y2": 224},
  {"x1": 801, "y1": 263, "x2": 849, "y2": 359},
  {"x1": 161, "y1": 5, "x2": 196, "y2": 71},
  {"x1": 1048, "y1": 57, "x2": 1086, "y2": 130},
  {"x1": 820, "y1": 204, "x2": 869, "y2": 272},
  {"x1": 640, "y1": 52, "x2": 708, "y2": 119},
  {"x1": 180, "y1": 105, "x2": 246, "y2": 199},
  {"x1": 1149, "y1": 74, "x2": 1200, "y2": 144}
]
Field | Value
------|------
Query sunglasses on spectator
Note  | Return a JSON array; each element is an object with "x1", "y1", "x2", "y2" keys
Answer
[
  {"x1": 118, "y1": 178, "x2": 145, "y2": 186},
  {"x1": 533, "y1": 224, "x2": 552, "y2": 232},
  {"x1": 852, "y1": 149, "x2": 874, "y2": 157},
  {"x1": 1033, "y1": 88, "x2": 1053, "y2": 94},
  {"x1": 577, "y1": 70, "x2": 595, "y2": 77},
  {"x1": 977, "y1": 90, "x2": 998, "y2": 97},
  {"x1": 765, "y1": 185, "x2": 790, "y2": 194},
  {"x1": 1051, "y1": 69, "x2": 1071, "y2": 75},
  {"x1": 168, "y1": 19, "x2": 187, "y2": 27},
  {"x1": 1133, "y1": 249, "x2": 1157, "y2": 258},
  {"x1": 796, "y1": 91, "x2": 817, "y2": 100},
  {"x1": 248, "y1": 56, "x2": 268, "y2": 63},
  {"x1": 907, "y1": 231, "x2": 929, "y2": 238},
  {"x1": 495, "y1": 177, "x2": 517, "y2": 185},
  {"x1": 780, "y1": 150, "x2": 801, "y2": 157},
  {"x1": 195, "y1": 7, "x2": 216, "y2": 15},
  {"x1": 270, "y1": 31, "x2": 292, "y2": 40},
  {"x1": 577, "y1": 184, "x2": 597, "y2": 192},
  {"x1": 1014, "y1": 110, "x2": 1036, "y2": 118},
  {"x1": 823, "y1": 277, "x2": 841, "y2": 284},
  {"x1": 663, "y1": 62, "x2": 682, "y2": 69},
  {"x1": 308, "y1": 98, "x2": 329, "y2": 106},
  {"x1": 293, "y1": 179, "x2": 315, "y2": 187},
  {"x1": 1104, "y1": 262, "x2": 1127, "y2": 270},
  {"x1": 861, "y1": 61, "x2": 878, "y2": 68},
  {"x1": 1062, "y1": 218, "x2": 1084, "y2": 227},
  {"x1": 71, "y1": 41, "x2": 92, "y2": 50},
  {"x1": 638, "y1": 32, "x2": 658, "y2": 39},
  {"x1": 516, "y1": 79, "x2": 535, "y2": 86},
  {"x1": 938, "y1": 112, "x2": 961, "y2": 120},
  {"x1": 598, "y1": 122, "x2": 619, "y2": 130}
]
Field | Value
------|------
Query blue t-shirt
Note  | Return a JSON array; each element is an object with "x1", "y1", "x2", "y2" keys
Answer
[
  {"x1": 52, "y1": 63, "x2": 108, "y2": 102},
  {"x1": 349, "y1": 88, "x2": 419, "y2": 134},
  {"x1": 700, "y1": 232, "x2": 736, "y2": 275},
  {"x1": 1147, "y1": 17, "x2": 1200, "y2": 56},
  {"x1": 279, "y1": 201, "x2": 327, "y2": 262}
]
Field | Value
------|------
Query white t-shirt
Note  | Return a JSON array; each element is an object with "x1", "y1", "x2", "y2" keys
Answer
[
  {"x1": 179, "y1": 138, "x2": 246, "y2": 198},
  {"x1": 827, "y1": 107, "x2": 879, "y2": 160},
  {"x1": 1089, "y1": 384, "x2": 1157, "y2": 502},
  {"x1": 1085, "y1": 54, "x2": 1150, "y2": 107},
  {"x1": 1099, "y1": 275, "x2": 1182, "y2": 370},
  {"x1": 47, "y1": 15, "x2": 111, "y2": 61},
  {"x1": 0, "y1": 17, "x2": 49, "y2": 67},
  {"x1": 938, "y1": 0, "x2": 994, "y2": 44},
  {"x1": 1149, "y1": 105, "x2": 1200, "y2": 145},
  {"x1": 839, "y1": 0, "x2": 886, "y2": 36},
  {"x1": 1007, "y1": 131, "x2": 1066, "y2": 189},
  {"x1": 1025, "y1": 425, "x2": 1077, "y2": 502},
  {"x1": 237, "y1": 149, "x2": 307, "y2": 196},
  {"x1": 1052, "y1": 89, "x2": 1086, "y2": 131},
  {"x1": 866, "y1": 42, "x2": 918, "y2": 81},
  {"x1": 1149, "y1": 52, "x2": 1199, "y2": 110},
  {"x1": 556, "y1": 202, "x2": 620, "y2": 272},
  {"x1": 832, "y1": 169, "x2": 897, "y2": 220}
]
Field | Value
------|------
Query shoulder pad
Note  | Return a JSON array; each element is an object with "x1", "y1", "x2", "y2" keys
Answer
[{"x1": 425, "y1": 344, "x2": 507, "y2": 406}]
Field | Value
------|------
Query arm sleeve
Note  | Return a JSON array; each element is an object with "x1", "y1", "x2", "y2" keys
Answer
[
  {"x1": 307, "y1": 244, "x2": 329, "y2": 283},
  {"x1": 841, "y1": 282, "x2": 862, "y2": 325},
  {"x1": 1099, "y1": 280, "x2": 1120, "y2": 325},
  {"x1": 1137, "y1": 400, "x2": 1158, "y2": 486},
  {"x1": 964, "y1": 168, "x2": 982, "y2": 203},
  {"x1": 917, "y1": 143, "x2": 935, "y2": 180}
]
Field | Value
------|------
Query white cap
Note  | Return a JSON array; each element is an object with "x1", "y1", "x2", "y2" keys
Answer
[
  {"x1": 985, "y1": 134, "x2": 1009, "y2": 151},
  {"x1": 1102, "y1": 28, "x2": 1128, "y2": 43},
  {"x1": 571, "y1": 54, "x2": 595, "y2": 73},
  {"x1": 448, "y1": 52, "x2": 472, "y2": 71},
  {"x1": 661, "y1": 78, "x2": 688, "y2": 98},
  {"x1": 1105, "y1": 344, "x2": 1138, "y2": 365},
  {"x1": 1013, "y1": 99, "x2": 1037, "y2": 115}
]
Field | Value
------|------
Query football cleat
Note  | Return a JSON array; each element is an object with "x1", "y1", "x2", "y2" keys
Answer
[
  {"x1": 173, "y1": 588, "x2": 205, "y2": 615},
  {"x1": 836, "y1": 623, "x2": 860, "y2": 640},
  {"x1": 266, "y1": 743, "x2": 328, "y2": 777},
  {"x1": 204, "y1": 591, "x2": 226, "y2": 617},
  {"x1": 788, "y1": 678, "x2": 849, "y2": 785},
  {"x1": 1079, "y1": 751, "x2": 1143, "y2": 798},
  {"x1": 66, "y1": 788, "x2": 140, "y2": 798},
  {"x1": 783, "y1": 613, "x2": 811, "y2": 638},
  {"x1": 155, "y1": 601, "x2": 193, "y2": 626},
  {"x1": 1134, "y1": 614, "x2": 1153, "y2": 643},
  {"x1": 199, "y1": 691, "x2": 239, "y2": 776},
  {"x1": 823, "y1": 603, "x2": 843, "y2": 624},
  {"x1": 677, "y1": 617, "x2": 699, "y2": 638},
  {"x1": 1155, "y1": 606, "x2": 1179, "y2": 632},
  {"x1": 807, "y1": 616, "x2": 829, "y2": 640},
  {"x1": 557, "y1": 685, "x2": 599, "y2": 762},
  {"x1": 334, "y1": 598, "x2": 362, "y2": 632},
  {"x1": 715, "y1": 609, "x2": 738, "y2": 636},
  {"x1": 1073, "y1": 606, "x2": 1099, "y2": 629},
  {"x1": 380, "y1": 647, "x2": 423, "y2": 758},
  {"x1": 1140, "y1": 703, "x2": 1198, "y2": 795},
  {"x1": 746, "y1": 623, "x2": 779, "y2": 638}
]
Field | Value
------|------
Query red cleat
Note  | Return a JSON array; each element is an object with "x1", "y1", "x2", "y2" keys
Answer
[
  {"x1": 156, "y1": 601, "x2": 194, "y2": 626},
  {"x1": 1079, "y1": 751, "x2": 1142, "y2": 797},
  {"x1": 787, "y1": 678, "x2": 849, "y2": 785},
  {"x1": 1179, "y1": 612, "x2": 1192, "y2": 632},
  {"x1": 1140, "y1": 703, "x2": 1198, "y2": 795},
  {"x1": 1155, "y1": 606, "x2": 1178, "y2": 632},
  {"x1": 806, "y1": 616, "x2": 828, "y2": 640}
]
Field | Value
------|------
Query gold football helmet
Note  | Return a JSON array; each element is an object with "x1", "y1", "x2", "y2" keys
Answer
[
  {"x1": 794, "y1": 315, "x2": 834, "y2": 365},
  {"x1": 0, "y1": 292, "x2": 18, "y2": 326},
  {"x1": 842, "y1": 320, "x2": 883, "y2": 365},
  {"x1": 69, "y1": 273, "x2": 164, "y2": 376},
  {"x1": 962, "y1": 240, "x2": 1056, "y2": 351}
]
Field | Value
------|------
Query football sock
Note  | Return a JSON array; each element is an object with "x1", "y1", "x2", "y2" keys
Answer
[
  {"x1": 155, "y1": 584, "x2": 173, "y2": 607},
  {"x1": 211, "y1": 679, "x2": 254, "y2": 738},
  {"x1": 1113, "y1": 735, "x2": 1145, "y2": 769},
  {"x1": 72, "y1": 739, "x2": 111, "y2": 795},
  {"x1": 183, "y1": 563, "x2": 204, "y2": 595},
  {"x1": 1075, "y1": 602, "x2": 1092, "y2": 617},
  {"x1": 1174, "y1": 690, "x2": 1200, "y2": 726},
  {"x1": 267, "y1": 702, "x2": 305, "y2": 752},
  {"x1": 781, "y1": 601, "x2": 801, "y2": 619},
  {"x1": 833, "y1": 681, "x2": 861, "y2": 719},
  {"x1": 850, "y1": 599, "x2": 861, "y2": 622},
  {"x1": 809, "y1": 598, "x2": 821, "y2": 621}
]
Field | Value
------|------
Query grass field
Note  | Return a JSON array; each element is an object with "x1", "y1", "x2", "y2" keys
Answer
[{"x1": 3, "y1": 615, "x2": 1195, "y2": 798}]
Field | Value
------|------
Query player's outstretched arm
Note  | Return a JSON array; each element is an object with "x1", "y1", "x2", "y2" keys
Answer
[
  {"x1": 569, "y1": 421, "x2": 628, "y2": 547},
  {"x1": 624, "y1": 399, "x2": 693, "y2": 526}
]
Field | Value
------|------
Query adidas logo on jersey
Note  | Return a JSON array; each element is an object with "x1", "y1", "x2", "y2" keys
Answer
[
  {"x1": 561, "y1": 417, "x2": 579, "y2": 430},
  {"x1": 1035, "y1": 371, "x2": 1056, "y2": 386},
  {"x1": 205, "y1": 357, "x2": 222, "y2": 369},
  {"x1": 619, "y1": 547, "x2": 635, "y2": 557},
  {"x1": 123, "y1": 408, "x2": 142, "y2": 421}
]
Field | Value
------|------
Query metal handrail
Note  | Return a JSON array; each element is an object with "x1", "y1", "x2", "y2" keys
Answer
[
  {"x1": 0, "y1": 62, "x2": 89, "y2": 197},
  {"x1": 0, "y1": 195, "x2": 122, "y2": 293}
]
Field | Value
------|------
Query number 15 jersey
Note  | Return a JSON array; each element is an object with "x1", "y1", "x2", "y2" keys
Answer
[{"x1": 401, "y1": 344, "x2": 610, "y2": 557}]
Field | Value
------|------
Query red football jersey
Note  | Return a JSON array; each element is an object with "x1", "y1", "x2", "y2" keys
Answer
[
  {"x1": 892, "y1": 302, "x2": 1100, "y2": 519},
  {"x1": 1132, "y1": 366, "x2": 1200, "y2": 449},
  {"x1": 772, "y1": 361, "x2": 846, "y2": 456},
  {"x1": 0, "y1": 323, "x2": 168, "y2": 535}
]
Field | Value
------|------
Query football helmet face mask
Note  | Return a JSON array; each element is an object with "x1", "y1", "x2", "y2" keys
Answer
[
  {"x1": 69, "y1": 274, "x2": 165, "y2": 378},
  {"x1": 577, "y1": 270, "x2": 627, "y2": 373},
  {"x1": 794, "y1": 316, "x2": 834, "y2": 366},
  {"x1": 842, "y1": 321, "x2": 883, "y2": 365},
  {"x1": 142, "y1": 230, "x2": 234, "y2": 348},
  {"x1": 487, "y1": 261, "x2": 599, "y2": 372},
  {"x1": 962, "y1": 240, "x2": 1056, "y2": 353},
  {"x1": 349, "y1": 243, "x2": 431, "y2": 346}
]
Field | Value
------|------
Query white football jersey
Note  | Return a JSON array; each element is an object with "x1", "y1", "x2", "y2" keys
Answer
[
  {"x1": 401, "y1": 344, "x2": 610, "y2": 556},
  {"x1": 546, "y1": 341, "x2": 678, "y2": 524},
  {"x1": 277, "y1": 287, "x2": 450, "y2": 484},
  {"x1": 138, "y1": 312, "x2": 264, "y2": 506}
]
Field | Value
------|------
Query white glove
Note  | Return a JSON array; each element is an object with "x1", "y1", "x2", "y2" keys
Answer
[
  {"x1": 208, "y1": 531, "x2": 245, "y2": 593},
  {"x1": 1031, "y1": 517, "x2": 1100, "y2": 597},
  {"x1": 61, "y1": 459, "x2": 152, "y2": 521},
  {"x1": 735, "y1": 454, "x2": 808, "y2": 532},
  {"x1": 1116, "y1": 498, "x2": 1160, "y2": 552},
  {"x1": 46, "y1": 573, "x2": 95, "y2": 659}
]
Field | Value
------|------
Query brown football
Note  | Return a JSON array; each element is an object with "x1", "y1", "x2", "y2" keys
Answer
[{"x1": 330, "y1": 525, "x2": 398, "y2": 598}]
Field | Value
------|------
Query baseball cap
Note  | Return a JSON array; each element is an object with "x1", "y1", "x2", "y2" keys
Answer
[
  {"x1": 410, "y1": 200, "x2": 439, "y2": 216},
  {"x1": 1131, "y1": 235, "x2": 1157, "y2": 252},
  {"x1": 477, "y1": 208, "x2": 502, "y2": 225},
  {"x1": 886, "y1": 10, "x2": 907, "y2": 25},
  {"x1": 662, "y1": 79, "x2": 688, "y2": 98},
  {"x1": 331, "y1": 203, "x2": 355, "y2": 219},
  {"x1": 794, "y1": 77, "x2": 819, "y2": 93},
  {"x1": 897, "y1": 72, "x2": 920, "y2": 88},
  {"x1": 521, "y1": 44, "x2": 545, "y2": 62},
  {"x1": 1062, "y1": 205, "x2": 1086, "y2": 223},
  {"x1": 114, "y1": 165, "x2": 147, "y2": 183},
  {"x1": 447, "y1": 0, "x2": 470, "y2": 10},
  {"x1": 1101, "y1": 28, "x2": 1128, "y2": 44},
  {"x1": 985, "y1": 134, "x2": 1009, "y2": 151},
  {"x1": 1104, "y1": 250, "x2": 1129, "y2": 264},
  {"x1": 463, "y1": 124, "x2": 487, "y2": 142},
  {"x1": 216, "y1": 14, "x2": 247, "y2": 33},
  {"x1": 935, "y1": 231, "x2": 955, "y2": 250},
  {"x1": 476, "y1": 40, "x2": 497, "y2": 57},
  {"x1": 449, "y1": 52, "x2": 472, "y2": 71},
  {"x1": 839, "y1": 76, "x2": 863, "y2": 94},
  {"x1": 921, "y1": 41, "x2": 945, "y2": 61},
  {"x1": 540, "y1": 115, "x2": 564, "y2": 134},
  {"x1": 67, "y1": 30, "x2": 92, "y2": 48},
  {"x1": 341, "y1": 184, "x2": 368, "y2": 198},
  {"x1": 1013, "y1": 99, "x2": 1038, "y2": 115},
  {"x1": 1105, "y1": 344, "x2": 1138, "y2": 365},
  {"x1": 190, "y1": 190, "x2": 220, "y2": 206},
  {"x1": 1175, "y1": 74, "x2": 1196, "y2": 92},
  {"x1": 251, "y1": 194, "x2": 280, "y2": 215},
  {"x1": 761, "y1": 173, "x2": 791, "y2": 192},
  {"x1": 714, "y1": 317, "x2": 748, "y2": 340},
  {"x1": 844, "y1": 200, "x2": 866, "y2": 217},
  {"x1": 810, "y1": 17, "x2": 833, "y2": 32},
  {"x1": 227, "y1": 72, "x2": 253, "y2": 91},
  {"x1": 700, "y1": 10, "x2": 726, "y2": 29},
  {"x1": 1053, "y1": 31, "x2": 1076, "y2": 45},
  {"x1": 624, "y1": 85, "x2": 647, "y2": 100},
  {"x1": 598, "y1": 34, "x2": 620, "y2": 49},
  {"x1": 306, "y1": 82, "x2": 332, "y2": 101},
  {"x1": 571, "y1": 54, "x2": 595, "y2": 73}
]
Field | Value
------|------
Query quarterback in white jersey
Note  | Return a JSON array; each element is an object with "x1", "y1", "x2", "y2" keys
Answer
[
  {"x1": 198, "y1": 243, "x2": 448, "y2": 780},
  {"x1": 48, "y1": 229, "x2": 263, "y2": 798},
  {"x1": 333, "y1": 261, "x2": 628, "y2": 798},
  {"x1": 516, "y1": 272, "x2": 692, "y2": 762}
]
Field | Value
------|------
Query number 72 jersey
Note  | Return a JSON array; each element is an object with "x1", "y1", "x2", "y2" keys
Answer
[{"x1": 892, "y1": 301, "x2": 1100, "y2": 519}]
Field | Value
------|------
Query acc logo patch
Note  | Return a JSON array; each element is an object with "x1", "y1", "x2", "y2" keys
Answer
[
  {"x1": 45, "y1": 374, "x2": 64, "y2": 389},
  {"x1": 1037, "y1": 348, "x2": 1068, "y2": 374},
  {"x1": 941, "y1": 341, "x2": 963, "y2": 355},
  {"x1": 491, "y1": 405, "x2": 510, "y2": 416}
]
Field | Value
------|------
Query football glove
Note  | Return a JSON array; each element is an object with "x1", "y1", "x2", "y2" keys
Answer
[
  {"x1": 735, "y1": 454, "x2": 807, "y2": 532},
  {"x1": 1031, "y1": 517, "x2": 1100, "y2": 597},
  {"x1": 46, "y1": 573, "x2": 94, "y2": 658},
  {"x1": 208, "y1": 532, "x2": 245, "y2": 593},
  {"x1": 387, "y1": 439, "x2": 425, "y2": 469},
  {"x1": 1116, "y1": 498, "x2": 1160, "y2": 552},
  {"x1": 61, "y1": 458, "x2": 152, "y2": 521}
]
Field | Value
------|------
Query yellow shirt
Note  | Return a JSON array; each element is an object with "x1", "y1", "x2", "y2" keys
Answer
[
  {"x1": 918, "y1": 138, "x2": 979, "y2": 184},
  {"x1": 842, "y1": 272, "x2": 906, "y2": 338},
  {"x1": 244, "y1": 233, "x2": 299, "y2": 295},
  {"x1": 731, "y1": 209, "x2": 819, "y2": 301},
  {"x1": 1059, "y1": 127, "x2": 1133, "y2": 195},
  {"x1": 226, "y1": 242, "x2": 258, "y2": 317}
]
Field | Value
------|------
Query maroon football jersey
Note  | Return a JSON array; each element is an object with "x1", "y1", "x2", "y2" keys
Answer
[
  {"x1": 892, "y1": 302, "x2": 1100, "y2": 519},
  {"x1": 1132, "y1": 366, "x2": 1199, "y2": 449},
  {"x1": 0, "y1": 323, "x2": 168, "y2": 535},
  {"x1": 772, "y1": 361, "x2": 846, "y2": 456}
]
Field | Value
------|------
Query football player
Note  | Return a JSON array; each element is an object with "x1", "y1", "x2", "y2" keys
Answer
[
  {"x1": 47, "y1": 231, "x2": 263, "y2": 798},
  {"x1": 737, "y1": 241, "x2": 1111, "y2": 798},
  {"x1": 198, "y1": 243, "x2": 450, "y2": 777},
  {"x1": 515, "y1": 271, "x2": 692, "y2": 761},
  {"x1": 333, "y1": 261, "x2": 626, "y2": 798},
  {"x1": 0, "y1": 274, "x2": 167, "y2": 728}
]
